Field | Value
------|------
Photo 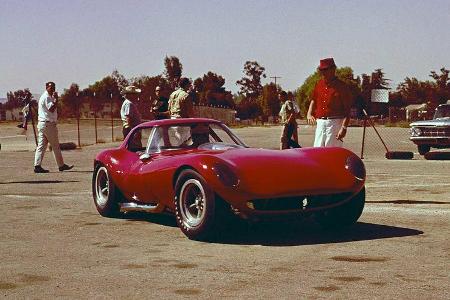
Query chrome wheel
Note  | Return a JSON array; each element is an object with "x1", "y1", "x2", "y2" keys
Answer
[
  {"x1": 179, "y1": 179, "x2": 206, "y2": 228},
  {"x1": 95, "y1": 166, "x2": 109, "y2": 208}
]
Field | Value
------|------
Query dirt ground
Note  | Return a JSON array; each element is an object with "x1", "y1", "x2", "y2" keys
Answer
[{"x1": 0, "y1": 123, "x2": 449, "y2": 299}]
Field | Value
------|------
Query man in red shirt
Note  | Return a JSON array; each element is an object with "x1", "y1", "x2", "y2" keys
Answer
[{"x1": 306, "y1": 58, "x2": 353, "y2": 147}]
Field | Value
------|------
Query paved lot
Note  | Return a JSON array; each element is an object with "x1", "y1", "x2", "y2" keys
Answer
[{"x1": 0, "y1": 124, "x2": 449, "y2": 299}]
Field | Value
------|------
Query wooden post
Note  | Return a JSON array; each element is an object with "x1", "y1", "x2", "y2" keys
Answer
[
  {"x1": 30, "y1": 105, "x2": 38, "y2": 146},
  {"x1": 110, "y1": 93, "x2": 114, "y2": 142},
  {"x1": 360, "y1": 118, "x2": 366, "y2": 159}
]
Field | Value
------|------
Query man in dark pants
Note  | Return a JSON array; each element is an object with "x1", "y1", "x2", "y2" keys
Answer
[
  {"x1": 152, "y1": 86, "x2": 169, "y2": 120},
  {"x1": 279, "y1": 91, "x2": 300, "y2": 149}
]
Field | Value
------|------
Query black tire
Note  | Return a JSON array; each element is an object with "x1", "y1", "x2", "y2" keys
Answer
[
  {"x1": 418, "y1": 145, "x2": 430, "y2": 155},
  {"x1": 174, "y1": 169, "x2": 217, "y2": 241},
  {"x1": 424, "y1": 151, "x2": 450, "y2": 160},
  {"x1": 92, "y1": 164, "x2": 122, "y2": 217},
  {"x1": 385, "y1": 151, "x2": 414, "y2": 160},
  {"x1": 316, "y1": 187, "x2": 366, "y2": 229}
]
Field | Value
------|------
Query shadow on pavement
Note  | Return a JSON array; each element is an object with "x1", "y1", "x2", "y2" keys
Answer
[
  {"x1": 210, "y1": 221, "x2": 424, "y2": 246},
  {"x1": 0, "y1": 180, "x2": 80, "y2": 184},
  {"x1": 124, "y1": 212, "x2": 178, "y2": 228},
  {"x1": 119, "y1": 210, "x2": 423, "y2": 246}
]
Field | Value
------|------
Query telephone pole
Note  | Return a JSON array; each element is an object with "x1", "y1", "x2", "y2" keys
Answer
[{"x1": 270, "y1": 76, "x2": 282, "y2": 86}]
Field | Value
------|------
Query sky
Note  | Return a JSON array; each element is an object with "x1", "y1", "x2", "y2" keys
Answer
[{"x1": 1, "y1": 0, "x2": 449, "y2": 98}]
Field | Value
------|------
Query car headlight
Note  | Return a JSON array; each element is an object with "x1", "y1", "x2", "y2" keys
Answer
[
  {"x1": 410, "y1": 127, "x2": 422, "y2": 137},
  {"x1": 345, "y1": 155, "x2": 366, "y2": 181},
  {"x1": 212, "y1": 163, "x2": 239, "y2": 187}
]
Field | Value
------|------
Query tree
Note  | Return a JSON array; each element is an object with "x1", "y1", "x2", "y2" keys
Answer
[
  {"x1": 111, "y1": 69, "x2": 129, "y2": 92},
  {"x1": 236, "y1": 61, "x2": 266, "y2": 101},
  {"x1": 397, "y1": 77, "x2": 434, "y2": 105},
  {"x1": 193, "y1": 71, "x2": 234, "y2": 107},
  {"x1": 60, "y1": 84, "x2": 81, "y2": 118},
  {"x1": 295, "y1": 71, "x2": 321, "y2": 118},
  {"x1": 260, "y1": 83, "x2": 280, "y2": 117},
  {"x1": 5, "y1": 89, "x2": 33, "y2": 109},
  {"x1": 429, "y1": 67, "x2": 450, "y2": 105},
  {"x1": 164, "y1": 56, "x2": 183, "y2": 90},
  {"x1": 371, "y1": 68, "x2": 391, "y2": 89}
]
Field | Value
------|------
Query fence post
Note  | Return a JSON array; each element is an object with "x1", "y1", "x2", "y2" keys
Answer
[{"x1": 110, "y1": 93, "x2": 114, "y2": 142}]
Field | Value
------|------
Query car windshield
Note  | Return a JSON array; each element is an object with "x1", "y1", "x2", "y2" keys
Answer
[
  {"x1": 146, "y1": 122, "x2": 247, "y2": 153},
  {"x1": 434, "y1": 105, "x2": 450, "y2": 119}
]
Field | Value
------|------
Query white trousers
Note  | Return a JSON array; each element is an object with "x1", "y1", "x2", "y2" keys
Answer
[
  {"x1": 34, "y1": 121, "x2": 64, "y2": 167},
  {"x1": 314, "y1": 118, "x2": 344, "y2": 147}
]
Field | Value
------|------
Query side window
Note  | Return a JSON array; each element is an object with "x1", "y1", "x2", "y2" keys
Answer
[{"x1": 127, "y1": 127, "x2": 152, "y2": 153}]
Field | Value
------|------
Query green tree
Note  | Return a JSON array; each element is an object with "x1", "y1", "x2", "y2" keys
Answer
[
  {"x1": 295, "y1": 71, "x2": 321, "y2": 118},
  {"x1": 164, "y1": 56, "x2": 183, "y2": 90},
  {"x1": 236, "y1": 61, "x2": 266, "y2": 101}
]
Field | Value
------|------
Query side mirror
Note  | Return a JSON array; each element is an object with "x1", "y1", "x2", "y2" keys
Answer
[{"x1": 139, "y1": 153, "x2": 152, "y2": 161}]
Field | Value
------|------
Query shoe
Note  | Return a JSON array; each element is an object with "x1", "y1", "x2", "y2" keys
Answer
[
  {"x1": 34, "y1": 165, "x2": 49, "y2": 173},
  {"x1": 59, "y1": 164, "x2": 74, "y2": 172}
]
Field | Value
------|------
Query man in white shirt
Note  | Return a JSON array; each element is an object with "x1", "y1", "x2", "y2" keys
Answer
[
  {"x1": 34, "y1": 82, "x2": 73, "y2": 173},
  {"x1": 120, "y1": 85, "x2": 142, "y2": 138}
]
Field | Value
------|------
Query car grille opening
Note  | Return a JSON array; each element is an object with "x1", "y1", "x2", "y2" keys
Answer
[
  {"x1": 416, "y1": 127, "x2": 450, "y2": 137},
  {"x1": 249, "y1": 193, "x2": 353, "y2": 211}
]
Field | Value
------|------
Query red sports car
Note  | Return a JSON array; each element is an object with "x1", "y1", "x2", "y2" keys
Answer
[{"x1": 93, "y1": 118, "x2": 366, "y2": 240}]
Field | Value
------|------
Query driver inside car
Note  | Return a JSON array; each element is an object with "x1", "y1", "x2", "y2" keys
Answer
[{"x1": 190, "y1": 124, "x2": 210, "y2": 147}]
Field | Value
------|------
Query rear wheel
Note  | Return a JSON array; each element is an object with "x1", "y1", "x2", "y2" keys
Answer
[
  {"x1": 92, "y1": 164, "x2": 122, "y2": 217},
  {"x1": 418, "y1": 145, "x2": 430, "y2": 155},
  {"x1": 174, "y1": 169, "x2": 216, "y2": 241},
  {"x1": 316, "y1": 187, "x2": 365, "y2": 228}
]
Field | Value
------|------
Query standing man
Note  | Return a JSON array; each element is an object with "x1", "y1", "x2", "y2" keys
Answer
[
  {"x1": 34, "y1": 82, "x2": 73, "y2": 173},
  {"x1": 279, "y1": 91, "x2": 300, "y2": 149},
  {"x1": 120, "y1": 85, "x2": 142, "y2": 138},
  {"x1": 166, "y1": 77, "x2": 194, "y2": 119},
  {"x1": 151, "y1": 86, "x2": 169, "y2": 120},
  {"x1": 307, "y1": 58, "x2": 353, "y2": 147}
]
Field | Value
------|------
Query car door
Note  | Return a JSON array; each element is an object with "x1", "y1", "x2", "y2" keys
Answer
[{"x1": 120, "y1": 126, "x2": 159, "y2": 203}]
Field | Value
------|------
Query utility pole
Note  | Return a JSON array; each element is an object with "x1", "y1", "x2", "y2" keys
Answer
[{"x1": 270, "y1": 76, "x2": 282, "y2": 86}]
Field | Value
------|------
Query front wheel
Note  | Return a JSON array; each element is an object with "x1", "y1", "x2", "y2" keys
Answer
[
  {"x1": 174, "y1": 169, "x2": 216, "y2": 240},
  {"x1": 315, "y1": 187, "x2": 365, "y2": 228},
  {"x1": 92, "y1": 164, "x2": 122, "y2": 217}
]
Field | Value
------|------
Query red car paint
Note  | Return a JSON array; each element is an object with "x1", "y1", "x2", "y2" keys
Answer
[{"x1": 94, "y1": 118, "x2": 365, "y2": 217}]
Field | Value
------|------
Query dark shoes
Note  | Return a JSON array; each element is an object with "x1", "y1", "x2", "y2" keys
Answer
[
  {"x1": 59, "y1": 164, "x2": 74, "y2": 172},
  {"x1": 34, "y1": 165, "x2": 49, "y2": 173}
]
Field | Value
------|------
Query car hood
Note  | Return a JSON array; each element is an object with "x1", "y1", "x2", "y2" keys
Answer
[
  {"x1": 209, "y1": 147, "x2": 363, "y2": 197},
  {"x1": 410, "y1": 118, "x2": 450, "y2": 127}
]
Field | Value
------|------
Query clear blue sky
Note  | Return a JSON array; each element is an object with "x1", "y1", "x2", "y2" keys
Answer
[{"x1": 1, "y1": 0, "x2": 449, "y2": 98}]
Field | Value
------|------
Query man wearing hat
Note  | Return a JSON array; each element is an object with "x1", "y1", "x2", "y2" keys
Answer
[
  {"x1": 34, "y1": 81, "x2": 74, "y2": 173},
  {"x1": 120, "y1": 85, "x2": 142, "y2": 138},
  {"x1": 306, "y1": 58, "x2": 353, "y2": 147}
]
